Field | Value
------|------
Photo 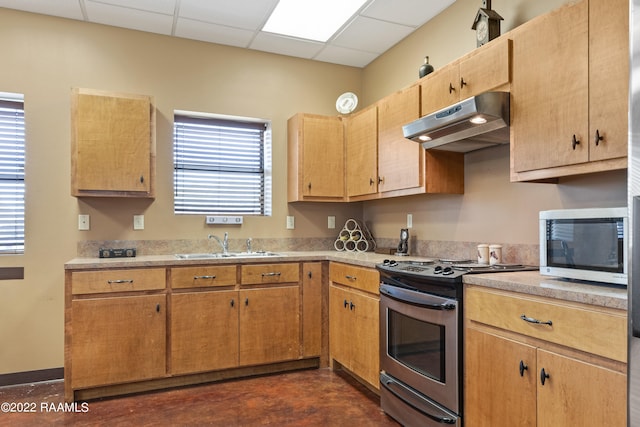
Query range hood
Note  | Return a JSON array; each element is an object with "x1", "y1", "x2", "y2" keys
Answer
[{"x1": 403, "y1": 91, "x2": 510, "y2": 153}]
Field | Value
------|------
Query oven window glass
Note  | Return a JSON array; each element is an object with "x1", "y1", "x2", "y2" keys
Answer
[
  {"x1": 546, "y1": 218, "x2": 624, "y2": 273},
  {"x1": 387, "y1": 308, "x2": 445, "y2": 383}
]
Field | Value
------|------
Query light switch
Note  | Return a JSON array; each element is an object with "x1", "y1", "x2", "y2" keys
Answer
[
  {"x1": 133, "y1": 215, "x2": 144, "y2": 230},
  {"x1": 286, "y1": 216, "x2": 295, "y2": 229},
  {"x1": 328, "y1": 216, "x2": 336, "y2": 229}
]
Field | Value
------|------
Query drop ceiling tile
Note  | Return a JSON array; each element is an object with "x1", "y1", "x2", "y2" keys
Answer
[
  {"x1": 361, "y1": 0, "x2": 455, "y2": 27},
  {"x1": 0, "y1": 0, "x2": 85, "y2": 20},
  {"x1": 175, "y1": 17, "x2": 255, "y2": 48},
  {"x1": 84, "y1": 1, "x2": 174, "y2": 35},
  {"x1": 333, "y1": 16, "x2": 414, "y2": 54},
  {"x1": 314, "y1": 45, "x2": 378, "y2": 68},
  {"x1": 178, "y1": 0, "x2": 278, "y2": 30},
  {"x1": 250, "y1": 32, "x2": 324, "y2": 59},
  {"x1": 89, "y1": 0, "x2": 177, "y2": 15}
]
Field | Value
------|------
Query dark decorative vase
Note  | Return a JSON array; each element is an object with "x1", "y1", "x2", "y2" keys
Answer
[{"x1": 419, "y1": 56, "x2": 434, "y2": 78}]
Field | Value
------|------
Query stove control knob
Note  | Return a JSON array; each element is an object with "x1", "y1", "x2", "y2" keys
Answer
[
  {"x1": 434, "y1": 265, "x2": 443, "y2": 274},
  {"x1": 443, "y1": 266, "x2": 454, "y2": 275},
  {"x1": 389, "y1": 260, "x2": 398, "y2": 267}
]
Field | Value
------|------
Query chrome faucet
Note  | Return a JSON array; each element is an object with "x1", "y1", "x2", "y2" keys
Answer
[
  {"x1": 208, "y1": 232, "x2": 229, "y2": 254},
  {"x1": 246, "y1": 237, "x2": 252, "y2": 253}
]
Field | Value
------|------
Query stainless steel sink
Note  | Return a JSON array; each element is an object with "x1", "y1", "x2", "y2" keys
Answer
[{"x1": 175, "y1": 251, "x2": 284, "y2": 259}]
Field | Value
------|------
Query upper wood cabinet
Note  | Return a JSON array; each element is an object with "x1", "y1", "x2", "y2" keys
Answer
[
  {"x1": 345, "y1": 104, "x2": 378, "y2": 198},
  {"x1": 421, "y1": 38, "x2": 511, "y2": 116},
  {"x1": 510, "y1": 0, "x2": 628, "y2": 181},
  {"x1": 287, "y1": 113, "x2": 345, "y2": 202},
  {"x1": 71, "y1": 88, "x2": 155, "y2": 198}
]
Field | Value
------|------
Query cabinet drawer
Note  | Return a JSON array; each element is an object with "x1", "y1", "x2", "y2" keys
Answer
[
  {"x1": 465, "y1": 286, "x2": 627, "y2": 362},
  {"x1": 71, "y1": 268, "x2": 166, "y2": 295},
  {"x1": 329, "y1": 262, "x2": 380, "y2": 295},
  {"x1": 170, "y1": 265, "x2": 237, "y2": 289},
  {"x1": 240, "y1": 263, "x2": 299, "y2": 285}
]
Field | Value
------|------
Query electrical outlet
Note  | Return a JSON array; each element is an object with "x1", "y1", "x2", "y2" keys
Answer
[
  {"x1": 328, "y1": 216, "x2": 336, "y2": 229},
  {"x1": 133, "y1": 215, "x2": 144, "y2": 230},
  {"x1": 78, "y1": 214, "x2": 90, "y2": 231},
  {"x1": 407, "y1": 213, "x2": 413, "y2": 228},
  {"x1": 286, "y1": 216, "x2": 295, "y2": 229}
]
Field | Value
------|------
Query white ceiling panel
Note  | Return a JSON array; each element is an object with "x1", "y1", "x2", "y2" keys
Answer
[
  {"x1": 0, "y1": 0, "x2": 457, "y2": 68},
  {"x1": 361, "y1": 0, "x2": 456, "y2": 27},
  {"x1": 84, "y1": 1, "x2": 174, "y2": 35},
  {"x1": 0, "y1": 0, "x2": 85, "y2": 20},
  {"x1": 333, "y1": 16, "x2": 414, "y2": 54},
  {"x1": 175, "y1": 17, "x2": 255, "y2": 48},
  {"x1": 250, "y1": 32, "x2": 324, "y2": 60},
  {"x1": 178, "y1": 0, "x2": 278, "y2": 30}
]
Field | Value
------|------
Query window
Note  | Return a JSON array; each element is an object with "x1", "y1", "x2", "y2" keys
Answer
[
  {"x1": 0, "y1": 93, "x2": 24, "y2": 254},
  {"x1": 173, "y1": 112, "x2": 271, "y2": 216}
]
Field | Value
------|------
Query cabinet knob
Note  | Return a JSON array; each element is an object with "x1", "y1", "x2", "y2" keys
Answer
[
  {"x1": 245, "y1": 298, "x2": 249, "y2": 306},
  {"x1": 519, "y1": 360, "x2": 528, "y2": 377},
  {"x1": 156, "y1": 303, "x2": 160, "y2": 313},
  {"x1": 572, "y1": 134, "x2": 580, "y2": 150},
  {"x1": 378, "y1": 176, "x2": 384, "y2": 184},
  {"x1": 369, "y1": 178, "x2": 375, "y2": 186},
  {"x1": 344, "y1": 299, "x2": 349, "y2": 308},
  {"x1": 349, "y1": 301, "x2": 355, "y2": 311},
  {"x1": 540, "y1": 368, "x2": 550, "y2": 386},
  {"x1": 308, "y1": 182, "x2": 312, "y2": 190},
  {"x1": 307, "y1": 271, "x2": 312, "y2": 279},
  {"x1": 140, "y1": 175, "x2": 144, "y2": 184},
  {"x1": 594, "y1": 129, "x2": 604, "y2": 146},
  {"x1": 449, "y1": 82, "x2": 455, "y2": 94},
  {"x1": 230, "y1": 299, "x2": 235, "y2": 308},
  {"x1": 460, "y1": 77, "x2": 467, "y2": 88}
]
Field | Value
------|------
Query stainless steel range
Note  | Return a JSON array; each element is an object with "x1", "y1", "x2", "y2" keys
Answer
[{"x1": 376, "y1": 258, "x2": 536, "y2": 427}]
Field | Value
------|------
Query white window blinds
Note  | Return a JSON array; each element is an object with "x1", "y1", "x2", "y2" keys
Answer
[
  {"x1": 0, "y1": 96, "x2": 25, "y2": 254},
  {"x1": 174, "y1": 114, "x2": 271, "y2": 215}
]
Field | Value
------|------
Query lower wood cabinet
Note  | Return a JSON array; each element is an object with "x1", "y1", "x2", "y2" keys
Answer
[
  {"x1": 464, "y1": 285, "x2": 627, "y2": 427},
  {"x1": 329, "y1": 262, "x2": 380, "y2": 390},
  {"x1": 70, "y1": 294, "x2": 166, "y2": 389}
]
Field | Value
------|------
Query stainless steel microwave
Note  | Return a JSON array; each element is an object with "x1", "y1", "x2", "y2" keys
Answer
[{"x1": 539, "y1": 207, "x2": 628, "y2": 286}]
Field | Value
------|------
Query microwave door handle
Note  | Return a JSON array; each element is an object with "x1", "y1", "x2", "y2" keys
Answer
[{"x1": 380, "y1": 373, "x2": 457, "y2": 425}]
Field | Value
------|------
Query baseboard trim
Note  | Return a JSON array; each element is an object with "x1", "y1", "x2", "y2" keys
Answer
[{"x1": 0, "y1": 367, "x2": 63, "y2": 387}]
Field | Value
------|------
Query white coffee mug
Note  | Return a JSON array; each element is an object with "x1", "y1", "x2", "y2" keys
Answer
[
  {"x1": 489, "y1": 244, "x2": 502, "y2": 265},
  {"x1": 477, "y1": 244, "x2": 489, "y2": 265}
]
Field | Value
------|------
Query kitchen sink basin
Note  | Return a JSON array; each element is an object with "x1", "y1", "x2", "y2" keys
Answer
[{"x1": 175, "y1": 251, "x2": 284, "y2": 259}]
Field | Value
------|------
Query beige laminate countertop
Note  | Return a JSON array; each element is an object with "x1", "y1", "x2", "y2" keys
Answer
[
  {"x1": 463, "y1": 270, "x2": 628, "y2": 310},
  {"x1": 65, "y1": 251, "x2": 628, "y2": 310}
]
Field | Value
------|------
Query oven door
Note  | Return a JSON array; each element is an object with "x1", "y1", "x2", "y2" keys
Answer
[{"x1": 379, "y1": 284, "x2": 460, "y2": 414}]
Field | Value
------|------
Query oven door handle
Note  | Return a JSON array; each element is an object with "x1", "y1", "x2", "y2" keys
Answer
[
  {"x1": 380, "y1": 284, "x2": 456, "y2": 310},
  {"x1": 380, "y1": 372, "x2": 458, "y2": 425}
]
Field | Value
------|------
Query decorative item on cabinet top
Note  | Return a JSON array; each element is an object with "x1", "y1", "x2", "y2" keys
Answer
[
  {"x1": 419, "y1": 56, "x2": 435, "y2": 78},
  {"x1": 334, "y1": 218, "x2": 376, "y2": 252}
]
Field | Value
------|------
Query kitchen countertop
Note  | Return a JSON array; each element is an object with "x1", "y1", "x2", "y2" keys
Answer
[
  {"x1": 65, "y1": 251, "x2": 628, "y2": 310},
  {"x1": 463, "y1": 270, "x2": 628, "y2": 310}
]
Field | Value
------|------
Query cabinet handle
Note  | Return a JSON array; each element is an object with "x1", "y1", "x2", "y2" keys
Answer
[
  {"x1": 140, "y1": 175, "x2": 144, "y2": 184},
  {"x1": 594, "y1": 129, "x2": 604, "y2": 146},
  {"x1": 194, "y1": 275, "x2": 216, "y2": 280},
  {"x1": 378, "y1": 176, "x2": 384, "y2": 184},
  {"x1": 344, "y1": 299, "x2": 349, "y2": 308},
  {"x1": 261, "y1": 272, "x2": 281, "y2": 277},
  {"x1": 519, "y1": 360, "x2": 528, "y2": 377},
  {"x1": 349, "y1": 301, "x2": 355, "y2": 311},
  {"x1": 520, "y1": 314, "x2": 553, "y2": 326},
  {"x1": 369, "y1": 178, "x2": 375, "y2": 186},
  {"x1": 572, "y1": 134, "x2": 580, "y2": 150},
  {"x1": 230, "y1": 299, "x2": 235, "y2": 308},
  {"x1": 156, "y1": 303, "x2": 160, "y2": 313},
  {"x1": 540, "y1": 368, "x2": 550, "y2": 386},
  {"x1": 308, "y1": 182, "x2": 312, "y2": 191},
  {"x1": 307, "y1": 271, "x2": 312, "y2": 278},
  {"x1": 460, "y1": 77, "x2": 467, "y2": 88},
  {"x1": 107, "y1": 279, "x2": 134, "y2": 284},
  {"x1": 345, "y1": 275, "x2": 357, "y2": 281},
  {"x1": 245, "y1": 298, "x2": 249, "y2": 306},
  {"x1": 449, "y1": 82, "x2": 455, "y2": 94}
]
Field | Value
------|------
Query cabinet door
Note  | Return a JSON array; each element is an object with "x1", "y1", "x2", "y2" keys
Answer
[
  {"x1": 349, "y1": 290, "x2": 379, "y2": 389},
  {"x1": 239, "y1": 286, "x2": 300, "y2": 366},
  {"x1": 537, "y1": 349, "x2": 626, "y2": 427},
  {"x1": 71, "y1": 294, "x2": 166, "y2": 388},
  {"x1": 345, "y1": 105, "x2": 378, "y2": 198},
  {"x1": 588, "y1": 0, "x2": 628, "y2": 162},
  {"x1": 71, "y1": 88, "x2": 154, "y2": 196},
  {"x1": 511, "y1": 1, "x2": 589, "y2": 172},
  {"x1": 329, "y1": 285, "x2": 351, "y2": 368},
  {"x1": 465, "y1": 328, "x2": 536, "y2": 427},
  {"x1": 377, "y1": 85, "x2": 422, "y2": 193},
  {"x1": 302, "y1": 262, "x2": 323, "y2": 358},
  {"x1": 421, "y1": 62, "x2": 460, "y2": 115},
  {"x1": 459, "y1": 38, "x2": 511, "y2": 100},
  {"x1": 170, "y1": 290, "x2": 239, "y2": 375}
]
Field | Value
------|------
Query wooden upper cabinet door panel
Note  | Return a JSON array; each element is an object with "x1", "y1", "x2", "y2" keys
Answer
[
  {"x1": 377, "y1": 85, "x2": 422, "y2": 193},
  {"x1": 302, "y1": 114, "x2": 344, "y2": 198},
  {"x1": 71, "y1": 88, "x2": 155, "y2": 197},
  {"x1": 345, "y1": 105, "x2": 378, "y2": 198},
  {"x1": 459, "y1": 38, "x2": 511, "y2": 99},
  {"x1": 588, "y1": 0, "x2": 629, "y2": 162},
  {"x1": 511, "y1": 0, "x2": 589, "y2": 172},
  {"x1": 421, "y1": 62, "x2": 460, "y2": 115}
]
